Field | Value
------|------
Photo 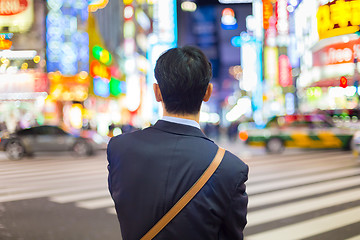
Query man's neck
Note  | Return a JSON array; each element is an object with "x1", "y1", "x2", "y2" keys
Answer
[{"x1": 163, "y1": 111, "x2": 200, "y2": 124}]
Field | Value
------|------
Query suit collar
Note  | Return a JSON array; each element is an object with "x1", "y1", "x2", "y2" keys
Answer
[{"x1": 152, "y1": 120, "x2": 213, "y2": 142}]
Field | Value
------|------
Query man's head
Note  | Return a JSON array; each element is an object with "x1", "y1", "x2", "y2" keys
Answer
[{"x1": 154, "y1": 46, "x2": 213, "y2": 115}]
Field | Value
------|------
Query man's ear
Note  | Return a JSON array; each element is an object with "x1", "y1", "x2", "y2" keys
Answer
[
  {"x1": 153, "y1": 83, "x2": 163, "y2": 102},
  {"x1": 203, "y1": 83, "x2": 213, "y2": 102}
]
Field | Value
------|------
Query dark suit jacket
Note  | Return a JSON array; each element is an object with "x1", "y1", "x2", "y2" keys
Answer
[{"x1": 107, "y1": 120, "x2": 249, "y2": 240}]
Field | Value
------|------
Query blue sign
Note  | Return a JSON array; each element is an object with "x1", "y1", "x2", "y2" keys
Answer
[
  {"x1": 94, "y1": 77, "x2": 110, "y2": 98},
  {"x1": 231, "y1": 36, "x2": 241, "y2": 47}
]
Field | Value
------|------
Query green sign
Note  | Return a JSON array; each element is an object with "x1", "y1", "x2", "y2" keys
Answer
[{"x1": 92, "y1": 45, "x2": 112, "y2": 66}]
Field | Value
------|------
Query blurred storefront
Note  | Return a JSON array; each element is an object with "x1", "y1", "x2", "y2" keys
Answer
[
  {"x1": 87, "y1": 0, "x2": 157, "y2": 136},
  {"x1": 0, "y1": 0, "x2": 48, "y2": 132},
  {"x1": 296, "y1": 0, "x2": 360, "y2": 111},
  {"x1": 87, "y1": 9, "x2": 125, "y2": 136},
  {"x1": 45, "y1": 0, "x2": 176, "y2": 135},
  {"x1": 44, "y1": 0, "x2": 90, "y2": 132},
  {"x1": 255, "y1": 0, "x2": 360, "y2": 120},
  {"x1": 227, "y1": 0, "x2": 297, "y2": 126},
  {"x1": 99, "y1": 0, "x2": 177, "y2": 130},
  {"x1": 260, "y1": 0, "x2": 299, "y2": 120},
  {"x1": 212, "y1": 0, "x2": 301, "y2": 127}
]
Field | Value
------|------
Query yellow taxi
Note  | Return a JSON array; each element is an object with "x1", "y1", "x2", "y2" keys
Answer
[{"x1": 238, "y1": 114, "x2": 355, "y2": 153}]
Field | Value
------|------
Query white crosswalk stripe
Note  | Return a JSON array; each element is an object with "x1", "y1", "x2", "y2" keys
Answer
[
  {"x1": 249, "y1": 175, "x2": 360, "y2": 208},
  {"x1": 1, "y1": 150, "x2": 360, "y2": 240},
  {"x1": 50, "y1": 189, "x2": 110, "y2": 203},
  {"x1": 76, "y1": 197, "x2": 114, "y2": 209},
  {"x1": 247, "y1": 158, "x2": 358, "y2": 184},
  {"x1": 0, "y1": 153, "x2": 114, "y2": 213},
  {"x1": 243, "y1": 150, "x2": 360, "y2": 240},
  {"x1": 248, "y1": 187, "x2": 360, "y2": 227},
  {"x1": 246, "y1": 205, "x2": 360, "y2": 240},
  {"x1": 248, "y1": 167, "x2": 360, "y2": 195},
  {"x1": 346, "y1": 236, "x2": 360, "y2": 240},
  {"x1": 0, "y1": 183, "x2": 107, "y2": 202}
]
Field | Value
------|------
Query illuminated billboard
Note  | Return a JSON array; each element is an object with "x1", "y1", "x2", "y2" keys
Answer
[
  {"x1": 0, "y1": 0, "x2": 34, "y2": 33},
  {"x1": 317, "y1": 0, "x2": 360, "y2": 40}
]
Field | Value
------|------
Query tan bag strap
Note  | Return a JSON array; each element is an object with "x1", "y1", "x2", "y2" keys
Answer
[{"x1": 140, "y1": 147, "x2": 226, "y2": 240}]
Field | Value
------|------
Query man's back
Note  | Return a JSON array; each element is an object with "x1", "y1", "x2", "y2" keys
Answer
[{"x1": 107, "y1": 120, "x2": 248, "y2": 240}]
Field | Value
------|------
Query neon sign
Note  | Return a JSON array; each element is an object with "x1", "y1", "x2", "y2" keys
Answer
[
  {"x1": 264, "y1": 47, "x2": 279, "y2": 86},
  {"x1": 276, "y1": 0, "x2": 289, "y2": 35},
  {"x1": 0, "y1": 0, "x2": 28, "y2": 16},
  {"x1": 317, "y1": 0, "x2": 360, "y2": 40},
  {"x1": 221, "y1": 8, "x2": 238, "y2": 30},
  {"x1": 46, "y1": 0, "x2": 89, "y2": 75},
  {"x1": 279, "y1": 55, "x2": 292, "y2": 87},
  {"x1": 262, "y1": 0, "x2": 273, "y2": 30},
  {"x1": 313, "y1": 39, "x2": 360, "y2": 66},
  {"x1": 0, "y1": 39, "x2": 11, "y2": 49},
  {"x1": 0, "y1": 33, "x2": 12, "y2": 49},
  {"x1": 340, "y1": 76, "x2": 348, "y2": 88},
  {"x1": 88, "y1": 0, "x2": 109, "y2": 12},
  {"x1": 93, "y1": 76, "x2": 110, "y2": 97},
  {"x1": 110, "y1": 78, "x2": 124, "y2": 96},
  {"x1": 90, "y1": 60, "x2": 111, "y2": 79},
  {"x1": 92, "y1": 45, "x2": 112, "y2": 66}
]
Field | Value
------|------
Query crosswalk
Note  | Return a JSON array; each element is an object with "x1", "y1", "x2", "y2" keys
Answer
[
  {"x1": 1, "y1": 149, "x2": 360, "y2": 240},
  {"x1": 243, "y1": 149, "x2": 360, "y2": 240},
  {"x1": 0, "y1": 153, "x2": 115, "y2": 215}
]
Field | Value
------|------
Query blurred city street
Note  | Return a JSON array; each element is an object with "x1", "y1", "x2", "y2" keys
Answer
[
  {"x1": 2, "y1": 0, "x2": 360, "y2": 239},
  {"x1": 1, "y1": 138, "x2": 360, "y2": 240}
]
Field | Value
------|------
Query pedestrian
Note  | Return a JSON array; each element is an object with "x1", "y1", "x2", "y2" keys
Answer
[{"x1": 107, "y1": 46, "x2": 249, "y2": 240}]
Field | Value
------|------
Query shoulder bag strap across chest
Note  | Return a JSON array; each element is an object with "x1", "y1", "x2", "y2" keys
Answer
[{"x1": 140, "y1": 147, "x2": 226, "y2": 240}]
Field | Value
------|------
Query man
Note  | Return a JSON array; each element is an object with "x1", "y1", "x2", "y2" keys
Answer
[{"x1": 107, "y1": 46, "x2": 249, "y2": 240}]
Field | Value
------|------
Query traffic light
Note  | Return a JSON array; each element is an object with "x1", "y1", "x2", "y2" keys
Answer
[{"x1": 340, "y1": 76, "x2": 348, "y2": 88}]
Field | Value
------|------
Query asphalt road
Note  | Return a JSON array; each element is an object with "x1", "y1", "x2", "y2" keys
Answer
[
  {"x1": 0, "y1": 150, "x2": 122, "y2": 240},
  {"x1": 1, "y1": 138, "x2": 360, "y2": 240}
]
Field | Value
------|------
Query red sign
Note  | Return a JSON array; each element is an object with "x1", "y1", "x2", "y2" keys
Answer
[
  {"x1": 279, "y1": 55, "x2": 292, "y2": 87},
  {"x1": 90, "y1": 60, "x2": 111, "y2": 79},
  {"x1": 34, "y1": 72, "x2": 48, "y2": 92},
  {"x1": 0, "y1": 0, "x2": 28, "y2": 16},
  {"x1": 313, "y1": 39, "x2": 360, "y2": 66},
  {"x1": 340, "y1": 76, "x2": 348, "y2": 88}
]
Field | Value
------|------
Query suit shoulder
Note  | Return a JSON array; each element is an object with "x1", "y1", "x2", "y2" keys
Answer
[
  {"x1": 109, "y1": 127, "x2": 150, "y2": 142},
  {"x1": 222, "y1": 149, "x2": 248, "y2": 175}
]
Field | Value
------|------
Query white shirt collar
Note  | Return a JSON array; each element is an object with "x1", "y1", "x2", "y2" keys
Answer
[{"x1": 162, "y1": 116, "x2": 201, "y2": 129}]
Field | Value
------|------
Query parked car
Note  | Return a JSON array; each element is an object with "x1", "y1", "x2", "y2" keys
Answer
[
  {"x1": 238, "y1": 114, "x2": 355, "y2": 154},
  {"x1": 0, "y1": 125, "x2": 108, "y2": 160}
]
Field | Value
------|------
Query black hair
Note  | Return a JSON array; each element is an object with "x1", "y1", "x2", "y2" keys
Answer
[{"x1": 154, "y1": 46, "x2": 212, "y2": 115}]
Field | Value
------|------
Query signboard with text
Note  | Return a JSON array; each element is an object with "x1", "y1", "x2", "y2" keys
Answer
[
  {"x1": 0, "y1": 71, "x2": 47, "y2": 94},
  {"x1": 313, "y1": 38, "x2": 360, "y2": 66},
  {"x1": 0, "y1": 0, "x2": 28, "y2": 15},
  {"x1": 0, "y1": 0, "x2": 33, "y2": 33},
  {"x1": 262, "y1": 0, "x2": 273, "y2": 30},
  {"x1": 276, "y1": 0, "x2": 289, "y2": 35},
  {"x1": 317, "y1": 0, "x2": 360, "y2": 40},
  {"x1": 279, "y1": 54, "x2": 292, "y2": 87}
]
